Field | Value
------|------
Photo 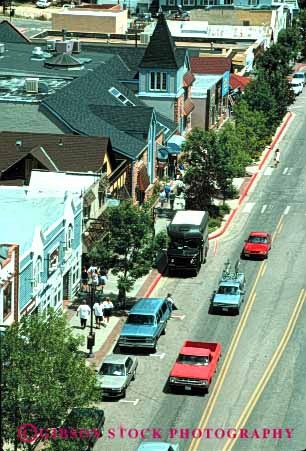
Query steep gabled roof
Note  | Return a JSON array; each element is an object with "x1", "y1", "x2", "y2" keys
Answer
[
  {"x1": 0, "y1": 19, "x2": 31, "y2": 44},
  {"x1": 139, "y1": 13, "x2": 179, "y2": 70},
  {"x1": 0, "y1": 132, "x2": 111, "y2": 174}
]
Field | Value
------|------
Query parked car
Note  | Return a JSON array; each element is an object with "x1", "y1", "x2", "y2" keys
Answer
[
  {"x1": 118, "y1": 298, "x2": 171, "y2": 351},
  {"x1": 137, "y1": 442, "x2": 179, "y2": 450},
  {"x1": 241, "y1": 231, "x2": 272, "y2": 259},
  {"x1": 96, "y1": 354, "x2": 138, "y2": 398},
  {"x1": 167, "y1": 341, "x2": 221, "y2": 393},
  {"x1": 292, "y1": 71, "x2": 306, "y2": 86},
  {"x1": 36, "y1": 0, "x2": 51, "y2": 7},
  {"x1": 290, "y1": 78, "x2": 304, "y2": 96}
]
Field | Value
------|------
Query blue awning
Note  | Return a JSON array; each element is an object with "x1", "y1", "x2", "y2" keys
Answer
[
  {"x1": 166, "y1": 135, "x2": 186, "y2": 154},
  {"x1": 157, "y1": 148, "x2": 169, "y2": 161}
]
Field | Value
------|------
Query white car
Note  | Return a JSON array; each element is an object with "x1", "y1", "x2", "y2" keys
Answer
[
  {"x1": 292, "y1": 71, "x2": 306, "y2": 86},
  {"x1": 290, "y1": 78, "x2": 303, "y2": 96},
  {"x1": 36, "y1": 0, "x2": 51, "y2": 8}
]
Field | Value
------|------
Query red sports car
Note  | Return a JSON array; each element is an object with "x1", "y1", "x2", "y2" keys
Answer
[{"x1": 242, "y1": 232, "x2": 272, "y2": 259}]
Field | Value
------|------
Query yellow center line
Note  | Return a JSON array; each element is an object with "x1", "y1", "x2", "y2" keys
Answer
[
  {"x1": 222, "y1": 289, "x2": 306, "y2": 451},
  {"x1": 188, "y1": 212, "x2": 291, "y2": 451},
  {"x1": 277, "y1": 222, "x2": 284, "y2": 235},
  {"x1": 260, "y1": 261, "x2": 267, "y2": 278},
  {"x1": 188, "y1": 261, "x2": 265, "y2": 451}
]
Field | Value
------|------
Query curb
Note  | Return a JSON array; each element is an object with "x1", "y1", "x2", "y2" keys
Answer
[{"x1": 208, "y1": 111, "x2": 293, "y2": 241}]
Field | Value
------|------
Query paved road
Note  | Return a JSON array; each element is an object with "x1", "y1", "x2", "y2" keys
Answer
[
  {"x1": 0, "y1": 16, "x2": 51, "y2": 37},
  {"x1": 92, "y1": 91, "x2": 306, "y2": 451}
]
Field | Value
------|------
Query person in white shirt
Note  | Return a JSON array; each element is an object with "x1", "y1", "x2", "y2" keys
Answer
[
  {"x1": 77, "y1": 301, "x2": 91, "y2": 329},
  {"x1": 165, "y1": 293, "x2": 177, "y2": 314},
  {"x1": 93, "y1": 300, "x2": 104, "y2": 329},
  {"x1": 102, "y1": 297, "x2": 114, "y2": 324}
]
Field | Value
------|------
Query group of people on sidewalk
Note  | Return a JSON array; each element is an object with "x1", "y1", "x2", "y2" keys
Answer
[
  {"x1": 159, "y1": 174, "x2": 186, "y2": 209},
  {"x1": 77, "y1": 297, "x2": 114, "y2": 330},
  {"x1": 81, "y1": 264, "x2": 108, "y2": 292}
]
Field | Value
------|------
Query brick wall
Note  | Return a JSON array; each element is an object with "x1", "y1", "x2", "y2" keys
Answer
[{"x1": 190, "y1": 9, "x2": 272, "y2": 26}]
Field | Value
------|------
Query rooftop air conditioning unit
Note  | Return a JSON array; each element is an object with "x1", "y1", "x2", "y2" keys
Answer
[
  {"x1": 0, "y1": 43, "x2": 5, "y2": 54},
  {"x1": 140, "y1": 32, "x2": 151, "y2": 44},
  {"x1": 72, "y1": 39, "x2": 81, "y2": 54},
  {"x1": 47, "y1": 40, "x2": 56, "y2": 51},
  {"x1": 25, "y1": 78, "x2": 39, "y2": 94},
  {"x1": 32, "y1": 46, "x2": 44, "y2": 59},
  {"x1": 55, "y1": 40, "x2": 74, "y2": 54}
]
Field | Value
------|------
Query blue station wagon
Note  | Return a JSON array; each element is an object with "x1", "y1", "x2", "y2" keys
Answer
[{"x1": 118, "y1": 298, "x2": 171, "y2": 351}]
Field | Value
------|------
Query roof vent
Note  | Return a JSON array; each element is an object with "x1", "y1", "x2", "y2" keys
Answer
[
  {"x1": 55, "y1": 40, "x2": 74, "y2": 55},
  {"x1": 25, "y1": 78, "x2": 39, "y2": 94},
  {"x1": 0, "y1": 43, "x2": 5, "y2": 55},
  {"x1": 16, "y1": 139, "x2": 22, "y2": 147},
  {"x1": 58, "y1": 138, "x2": 63, "y2": 146},
  {"x1": 72, "y1": 39, "x2": 81, "y2": 54},
  {"x1": 32, "y1": 47, "x2": 44, "y2": 59},
  {"x1": 47, "y1": 40, "x2": 56, "y2": 52}
]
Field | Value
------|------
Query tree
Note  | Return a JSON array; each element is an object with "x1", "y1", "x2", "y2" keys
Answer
[
  {"x1": 277, "y1": 26, "x2": 303, "y2": 61},
  {"x1": 215, "y1": 122, "x2": 249, "y2": 201},
  {"x1": 234, "y1": 99, "x2": 272, "y2": 160},
  {"x1": 297, "y1": 10, "x2": 306, "y2": 58},
  {"x1": 1, "y1": 312, "x2": 97, "y2": 450},
  {"x1": 88, "y1": 201, "x2": 155, "y2": 305},
  {"x1": 183, "y1": 128, "x2": 219, "y2": 211}
]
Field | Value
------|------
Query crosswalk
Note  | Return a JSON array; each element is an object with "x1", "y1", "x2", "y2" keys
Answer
[{"x1": 242, "y1": 203, "x2": 295, "y2": 215}]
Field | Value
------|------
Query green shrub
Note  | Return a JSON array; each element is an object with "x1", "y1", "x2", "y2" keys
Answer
[
  {"x1": 219, "y1": 203, "x2": 231, "y2": 216},
  {"x1": 208, "y1": 217, "x2": 222, "y2": 233}
]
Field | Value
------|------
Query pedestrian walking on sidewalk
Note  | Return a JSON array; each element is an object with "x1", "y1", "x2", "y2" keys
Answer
[
  {"x1": 102, "y1": 297, "x2": 114, "y2": 324},
  {"x1": 93, "y1": 299, "x2": 104, "y2": 329},
  {"x1": 159, "y1": 189, "x2": 166, "y2": 207},
  {"x1": 99, "y1": 268, "x2": 108, "y2": 292},
  {"x1": 77, "y1": 300, "x2": 91, "y2": 329},
  {"x1": 165, "y1": 293, "x2": 178, "y2": 314},
  {"x1": 81, "y1": 267, "x2": 88, "y2": 291},
  {"x1": 274, "y1": 148, "x2": 280, "y2": 168},
  {"x1": 169, "y1": 189, "x2": 175, "y2": 210},
  {"x1": 164, "y1": 182, "x2": 171, "y2": 201}
]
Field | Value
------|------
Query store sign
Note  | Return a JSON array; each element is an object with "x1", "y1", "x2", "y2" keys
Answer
[{"x1": 222, "y1": 71, "x2": 230, "y2": 96}]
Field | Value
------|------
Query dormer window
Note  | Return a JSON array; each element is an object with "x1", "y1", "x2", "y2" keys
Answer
[{"x1": 150, "y1": 72, "x2": 167, "y2": 91}]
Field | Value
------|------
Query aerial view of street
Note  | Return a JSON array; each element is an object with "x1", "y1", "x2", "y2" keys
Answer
[{"x1": 1, "y1": 1, "x2": 306, "y2": 450}]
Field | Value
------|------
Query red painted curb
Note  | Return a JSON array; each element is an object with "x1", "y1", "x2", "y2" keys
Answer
[
  {"x1": 142, "y1": 111, "x2": 294, "y2": 296},
  {"x1": 258, "y1": 112, "x2": 293, "y2": 171},
  {"x1": 239, "y1": 172, "x2": 258, "y2": 205},
  {"x1": 209, "y1": 208, "x2": 238, "y2": 240},
  {"x1": 143, "y1": 272, "x2": 163, "y2": 298},
  {"x1": 208, "y1": 111, "x2": 293, "y2": 241}
]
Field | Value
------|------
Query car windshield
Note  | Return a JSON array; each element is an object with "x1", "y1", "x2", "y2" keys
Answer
[
  {"x1": 248, "y1": 236, "x2": 267, "y2": 244},
  {"x1": 177, "y1": 354, "x2": 209, "y2": 366},
  {"x1": 293, "y1": 73, "x2": 304, "y2": 78},
  {"x1": 100, "y1": 363, "x2": 125, "y2": 376},
  {"x1": 218, "y1": 286, "x2": 238, "y2": 295},
  {"x1": 126, "y1": 314, "x2": 154, "y2": 325}
]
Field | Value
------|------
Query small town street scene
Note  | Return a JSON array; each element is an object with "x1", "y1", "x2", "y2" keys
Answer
[{"x1": 1, "y1": 0, "x2": 306, "y2": 449}]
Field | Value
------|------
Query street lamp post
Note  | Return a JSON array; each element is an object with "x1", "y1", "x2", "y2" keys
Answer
[{"x1": 86, "y1": 282, "x2": 96, "y2": 359}]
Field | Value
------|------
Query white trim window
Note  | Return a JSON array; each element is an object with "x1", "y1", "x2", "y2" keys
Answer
[
  {"x1": 49, "y1": 248, "x2": 59, "y2": 273},
  {"x1": 168, "y1": 0, "x2": 176, "y2": 4},
  {"x1": 183, "y1": 0, "x2": 195, "y2": 5},
  {"x1": 150, "y1": 72, "x2": 167, "y2": 91},
  {"x1": 33, "y1": 257, "x2": 42, "y2": 289},
  {"x1": 65, "y1": 224, "x2": 74, "y2": 251}
]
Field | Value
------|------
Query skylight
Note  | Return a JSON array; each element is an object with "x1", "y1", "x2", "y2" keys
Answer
[{"x1": 109, "y1": 87, "x2": 135, "y2": 106}]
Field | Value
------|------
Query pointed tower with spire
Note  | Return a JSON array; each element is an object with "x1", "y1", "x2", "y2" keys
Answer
[{"x1": 137, "y1": 13, "x2": 195, "y2": 134}]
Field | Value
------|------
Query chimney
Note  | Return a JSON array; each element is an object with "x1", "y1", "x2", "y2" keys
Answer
[
  {"x1": 16, "y1": 139, "x2": 22, "y2": 147},
  {"x1": 58, "y1": 138, "x2": 63, "y2": 146}
]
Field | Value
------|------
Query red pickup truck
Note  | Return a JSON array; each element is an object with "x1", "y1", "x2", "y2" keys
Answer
[{"x1": 168, "y1": 341, "x2": 221, "y2": 393}]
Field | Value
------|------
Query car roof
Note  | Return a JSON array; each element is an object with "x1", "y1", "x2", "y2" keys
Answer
[
  {"x1": 293, "y1": 71, "x2": 305, "y2": 75},
  {"x1": 219, "y1": 281, "x2": 240, "y2": 287},
  {"x1": 130, "y1": 298, "x2": 165, "y2": 315},
  {"x1": 102, "y1": 354, "x2": 131, "y2": 365},
  {"x1": 249, "y1": 231, "x2": 268, "y2": 237},
  {"x1": 137, "y1": 443, "x2": 175, "y2": 451}
]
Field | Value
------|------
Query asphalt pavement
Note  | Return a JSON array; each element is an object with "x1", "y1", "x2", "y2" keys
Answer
[{"x1": 91, "y1": 91, "x2": 306, "y2": 451}]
